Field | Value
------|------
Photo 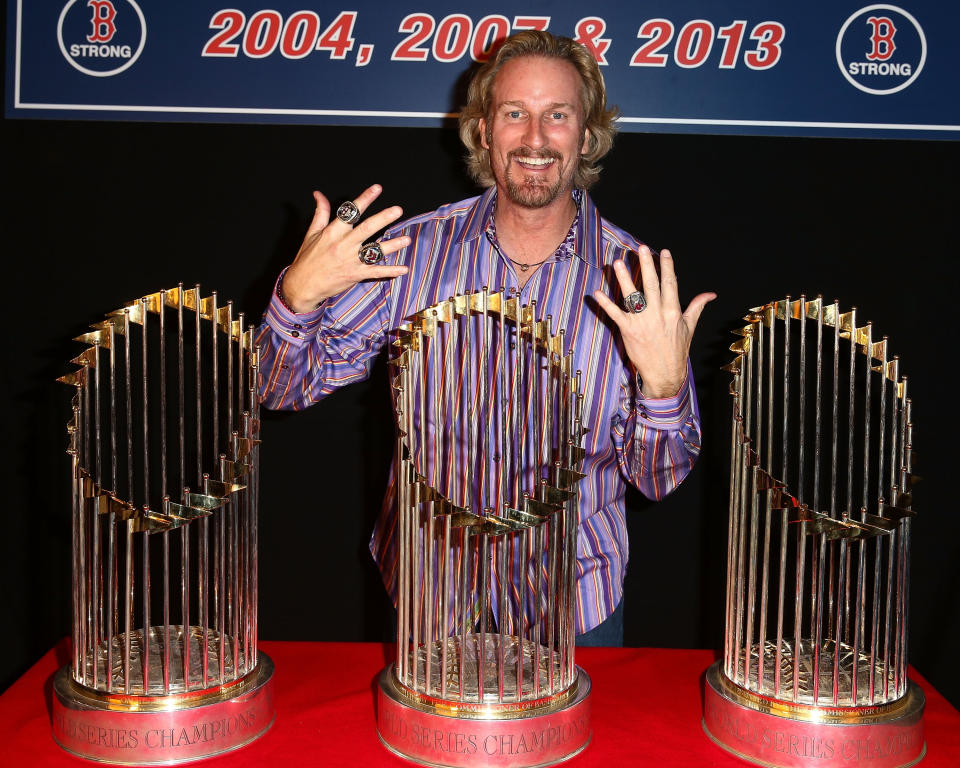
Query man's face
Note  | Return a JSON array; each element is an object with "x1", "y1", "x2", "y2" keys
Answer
[{"x1": 480, "y1": 56, "x2": 590, "y2": 210}]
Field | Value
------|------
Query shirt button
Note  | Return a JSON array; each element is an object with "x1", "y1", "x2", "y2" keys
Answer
[
  {"x1": 290, "y1": 330, "x2": 300, "y2": 338},
  {"x1": 294, "y1": 323, "x2": 302, "y2": 329},
  {"x1": 280, "y1": 364, "x2": 289, "y2": 370}
]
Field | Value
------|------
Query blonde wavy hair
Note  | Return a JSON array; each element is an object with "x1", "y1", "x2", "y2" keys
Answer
[{"x1": 459, "y1": 31, "x2": 618, "y2": 190}]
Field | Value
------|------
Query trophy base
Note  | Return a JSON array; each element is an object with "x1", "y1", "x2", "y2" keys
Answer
[
  {"x1": 377, "y1": 665, "x2": 592, "y2": 768},
  {"x1": 703, "y1": 661, "x2": 925, "y2": 768},
  {"x1": 52, "y1": 652, "x2": 275, "y2": 764}
]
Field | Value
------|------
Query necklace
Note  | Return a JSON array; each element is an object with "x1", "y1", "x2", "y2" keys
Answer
[{"x1": 509, "y1": 256, "x2": 550, "y2": 272}]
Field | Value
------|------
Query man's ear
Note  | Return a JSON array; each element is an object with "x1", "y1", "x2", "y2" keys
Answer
[
  {"x1": 480, "y1": 118, "x2": 489, "y2": 150},
  {"x1": 581, "y1": 126, "x2": 591, "y2": 156}
]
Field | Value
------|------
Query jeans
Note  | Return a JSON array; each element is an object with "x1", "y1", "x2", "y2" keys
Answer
[{"x1": 574, "y1": 599, "x2": 624, "y2": 647}]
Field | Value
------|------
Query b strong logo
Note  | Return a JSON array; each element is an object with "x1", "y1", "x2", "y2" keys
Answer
[
  {"x1": 58, "y1": 0, "x2": 146, "y2": 77},
  {"x1": 836, "y1": 5, "x2": 926, "y2": 95}
]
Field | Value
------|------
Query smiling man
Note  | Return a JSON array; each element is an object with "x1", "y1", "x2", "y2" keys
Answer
[{"x1": 257, "y1": 31, "x2": 714, "y2": 645}]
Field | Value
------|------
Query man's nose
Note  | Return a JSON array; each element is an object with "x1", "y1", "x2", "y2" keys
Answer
[{"x1": 522, "y1": 118, "x2": 546, "y2": 149}]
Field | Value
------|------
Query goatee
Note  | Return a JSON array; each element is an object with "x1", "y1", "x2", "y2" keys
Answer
[{"x1": 502, "y1": 149, "x2": 567, "y2": 209}]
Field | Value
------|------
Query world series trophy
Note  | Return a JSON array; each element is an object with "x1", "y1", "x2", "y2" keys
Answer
[
  {"x1": 703, "y1": 297, "x2": 924, "y2": 768},
  {"x1": 52, "y1": 286, "x2": 275, "y2": 764},
  {"x1": 376, "y1": 290, "x2": 592, "y2": 768}
]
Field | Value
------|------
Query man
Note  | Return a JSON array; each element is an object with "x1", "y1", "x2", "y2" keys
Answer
[{"x1": 257, "y1": 31, "x2": 715, "y2": 645}]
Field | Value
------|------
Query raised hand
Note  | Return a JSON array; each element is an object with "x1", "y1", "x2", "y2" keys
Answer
[
  {"x1": 280, "y1": 184, "x2": 411, "y2": 312},
  {"x1": 593, "y1": 246, "x2": 716, "y2": 399}
]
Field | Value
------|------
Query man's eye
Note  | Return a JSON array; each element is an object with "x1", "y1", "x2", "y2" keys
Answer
[
  {"x1": 551, "y1": 112, "x2": 565, "y2": 120},
  {"x1": 508, "y1": 110, "x2": 522, "y2": 119}
]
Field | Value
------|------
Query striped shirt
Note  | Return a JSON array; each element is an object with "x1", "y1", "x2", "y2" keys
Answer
[{"x1": 256, "y1": 187, "x2": 702, "y2": 633}]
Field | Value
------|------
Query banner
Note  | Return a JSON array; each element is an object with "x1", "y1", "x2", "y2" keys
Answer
[{"x1": 7, "y1": 1, "x2": 958, "y2": 138}]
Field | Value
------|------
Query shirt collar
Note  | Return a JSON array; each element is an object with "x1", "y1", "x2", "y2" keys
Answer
[{"x1": 459, "y1": 186, "x2": 605, "y2": 269}]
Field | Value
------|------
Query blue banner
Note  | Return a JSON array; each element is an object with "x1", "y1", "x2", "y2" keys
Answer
[{"x1": 7, "y1": 1, "x2": 958, "y2": 138}]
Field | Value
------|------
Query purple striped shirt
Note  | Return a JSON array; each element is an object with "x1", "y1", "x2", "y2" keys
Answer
[{"x1": 256, "y1": 187, "x2": 702, "y2": 633}]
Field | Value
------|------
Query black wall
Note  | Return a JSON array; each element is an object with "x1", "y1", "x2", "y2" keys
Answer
[{"x1": 3, "y1": 117, "x2": 958, "y2": 709}]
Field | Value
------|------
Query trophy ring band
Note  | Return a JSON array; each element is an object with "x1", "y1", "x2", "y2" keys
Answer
[
  {"x1": 359, "y1": 242, "x2": 384, "y2": 265},
  {"x1": 336, "y1": 200, "x2": 361, "y2": 225},
  {"x1": 623, "y1": 290, "x2": 647, "y2": 313}
]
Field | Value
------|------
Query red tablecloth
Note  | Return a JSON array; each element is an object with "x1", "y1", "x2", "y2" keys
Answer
[{"x1": 3, "y1": 641, "x2": 958, "y2": 766}]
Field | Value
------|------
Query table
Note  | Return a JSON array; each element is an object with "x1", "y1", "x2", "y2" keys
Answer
[{"x1": 3, "y1": 641, "x2": 958, "y2": 766}]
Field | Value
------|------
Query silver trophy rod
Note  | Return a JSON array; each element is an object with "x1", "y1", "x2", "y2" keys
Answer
[
  {"x1": 843, "y1": 311, "x2": 857, "y2": 690},
  {"x1": 177, "y1": 288, "x2": 191, "y2": 691},
  {"x1": 459, "y1": 525, "x2": 470, "y2": 702},
  {"x1": 395, "y1": 373, "x2": 407, "y2": 684},
  {"x1": 793, "y1": 297, "x2": 808, "y2": 703},
  {"x1": 226, "y1": 304, "x2": 240, "y2": 680},
  {"x1": 812, "y1": 301, "x2": 825, "y2": 704},
  {"x1": 851, "y1": 322, "x2": 873, "y2": 705},
  {"x1": 496, "y1": 303, "x2": 508, "y2": 703},
  {"x1": 191, "y1": 286, "x2": 209, "y2": 688},
  {"x1": 92, "y1": 336, "x2": 102, "y2": 691},
  {"x1": 868, "y1": 336, "x2": 889, "y2": 704},
  {"x1": 442, "y1": 513, "x2": 452, "y2": 699},
  {"x1": 757, "y1": 306, "x2": 775, "y2": 693},
  {"x1": 413, "y1": 327, "x2": 425, "y2": 692},
  {"x1": 497, "y1": 526, "x2": 508, "y2": 702},
  {"x1": 123, "y1": 309, "x2": 133, "y2": 693},
  {"x1": 827, "y1": 303, "x2": 840, "y2": 651},
  {"x1": 141, "y1": 298, "x2": 152, "y2": 694},
  {"x1": 773, "y1": 298, "x2": 791, "y2": 699},
  {"x1": 425, "y1": 314, "x2": 438, "y2": 696},
  {"x1": 250, "y1": 341, "x2": 261, "y2": 663},
  {"x1": 481, "y1": 289, "x2": 491, "y2": 512},
  {"x1": 160, "y1": 291, "x2": 171, "y2": 694},
  {"x1": 107, "y1": 322, "x2": 118, "y2": 692}
]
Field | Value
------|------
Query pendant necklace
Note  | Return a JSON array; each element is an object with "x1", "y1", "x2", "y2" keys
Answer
[{"x1": 509, "y1": 256, "x2": 550, "y2": 272}]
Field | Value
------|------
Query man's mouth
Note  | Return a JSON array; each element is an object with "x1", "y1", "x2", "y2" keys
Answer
[
  {"x1": 510, "y1": 151, "x2": 561, "y2": 170},
  {"x1": 516, "y1": 156, "x2": 555, "y2": 167}
]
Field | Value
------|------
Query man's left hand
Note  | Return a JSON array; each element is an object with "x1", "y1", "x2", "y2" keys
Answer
[{"x1": 593, "y1": 246, "x2": 716, "y2": 399}]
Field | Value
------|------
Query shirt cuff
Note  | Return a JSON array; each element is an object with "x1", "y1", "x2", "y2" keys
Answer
[
  {"x1": 635, "y1": 371, "x2": 692, "y2": 429},
  {"x1": 263, "y1": 269, "x2": 324, "y2": 346}
]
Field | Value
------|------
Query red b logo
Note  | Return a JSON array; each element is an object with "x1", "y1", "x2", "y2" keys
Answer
[
  {"x1": 86, "y1": 0, "x2": 117, "y2": 43},
  {"x1": 865, "y1": 16, "x2": 897, "y2": 61}
]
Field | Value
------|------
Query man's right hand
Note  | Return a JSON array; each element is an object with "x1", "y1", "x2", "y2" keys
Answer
[{"x1": 279, "y1": 184, "x2": 411, "y2": 312}]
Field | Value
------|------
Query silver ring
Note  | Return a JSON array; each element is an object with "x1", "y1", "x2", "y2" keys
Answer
[
  {"x1": 359, "y1": 242, "x2": 384, "y2": 265},
  {"x1": 336, "y1": 201, "x2": 361, "y2": 225},
  {"x1": 623, "y1": 290, "x2": 647, "y2": 313}
]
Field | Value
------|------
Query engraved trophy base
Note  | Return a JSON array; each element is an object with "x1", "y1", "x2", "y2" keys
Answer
[
  {"x1": 702, "y1": 661, "x2": 925, "y2": 768},
  {"x1": 377, "y1": 665, "x2": 592, "y2": 768},
  {"x1": 52, "y1": 651, "x2": 275, "y2": 765}
]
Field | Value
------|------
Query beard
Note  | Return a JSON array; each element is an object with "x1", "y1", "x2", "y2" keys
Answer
[{"x1": 500, "y1": 148, "x2": 570, "y2": 209}]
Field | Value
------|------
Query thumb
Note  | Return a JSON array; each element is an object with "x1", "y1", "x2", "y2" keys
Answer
[
  {"x1": 309, "y1": 190, "x2": 331, "y2": 234},
  {"x1": 682, "y1": 291, "x2": 717, "y2": 335}
]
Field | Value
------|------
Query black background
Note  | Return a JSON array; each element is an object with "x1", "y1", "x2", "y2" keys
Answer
[{"x1": 2, "y1": 115, "x2": 958, "y2": 711}]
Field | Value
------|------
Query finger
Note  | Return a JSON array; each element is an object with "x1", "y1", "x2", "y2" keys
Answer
[
  {"x1": 592, "y1": 289, "x2": 626, "y2": 326},
  {"x1": 659, "y1": 249, "x2": 680, "y2": 309},
  {"x1": 363, "y1": 265, "x2": 410, "y2": 280},
  {"x1": 681, "y1": 291, "x2": 718, "y2": 335},
  {"x1": 328, "y1": 183, "x2": 384, "y2": 230},
  {"x1": 351, "y1": 183, "x2": 384, "y2": 214},
  {"x1": 377, "y1": 234, "x2": 412, "y2": 257},
  {"x1": 308, "y1": 191, "x2": 331, "y2": 235},
  {"x1": 636, "y1": 246, "x2": 662, "y2": 311},
  {"x1": 611, "y1": 259, "x2": 638, "y2": 301},
  {"x1": 350, "y1": 205, "x2": 406, "y2": 243}
]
